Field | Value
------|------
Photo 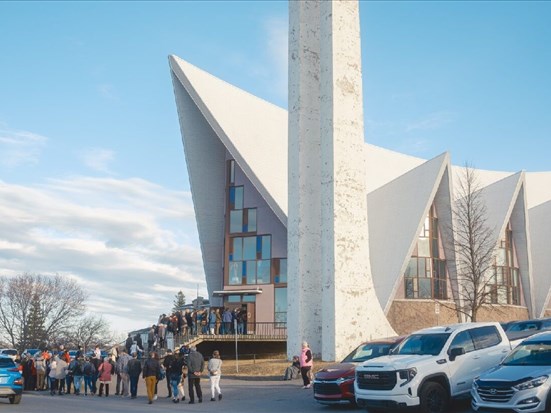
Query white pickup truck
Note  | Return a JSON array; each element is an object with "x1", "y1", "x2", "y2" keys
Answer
[{"x1": 354, "y1": 322, "x2": 512, "y2": 413}]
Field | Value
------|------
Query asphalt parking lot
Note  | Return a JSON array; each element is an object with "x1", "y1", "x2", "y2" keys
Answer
[{"x1": 2, "y1": 377, "x2": 473, "y2": 413}]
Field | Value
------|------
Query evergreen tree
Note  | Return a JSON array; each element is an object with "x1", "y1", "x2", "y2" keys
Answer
[
  {"x1": 26, "y1": 292, "x2": 46, "y2": 349},
  {"x1": 172, "y1": 290, "x2": 186, "y2": 312}
]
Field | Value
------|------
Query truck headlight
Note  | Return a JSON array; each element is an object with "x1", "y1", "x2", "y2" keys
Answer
[
  {"x1": 513, "y1": 376, "x2": 548, "y2": 391},
  {"x1": 398, "y1": 368, "x2": 417, "y2": 386}
]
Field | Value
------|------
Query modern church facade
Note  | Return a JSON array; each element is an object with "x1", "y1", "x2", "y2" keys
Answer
[{"x1": 170, "y1": 1, "x2": 551, "y2": 361}]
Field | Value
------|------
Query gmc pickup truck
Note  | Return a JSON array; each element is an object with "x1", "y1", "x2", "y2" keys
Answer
[{"x1": 354, "y1": 322, "x2": 512, "y2": 413}]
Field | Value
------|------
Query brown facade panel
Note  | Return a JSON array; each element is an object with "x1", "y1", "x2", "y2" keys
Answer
[
  {"x1": 476, "y1": 305, "x2": 529, "y2": 322},
  {"x1": 387, "y1": 299, "x2": 459, "y2": 336}
]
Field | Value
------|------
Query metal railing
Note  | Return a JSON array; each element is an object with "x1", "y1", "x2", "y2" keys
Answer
[{"x1": 171, "y1": 322, "x2": 287, "y2": 349}]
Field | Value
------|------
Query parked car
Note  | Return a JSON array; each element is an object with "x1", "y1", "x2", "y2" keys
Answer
[
  {"x1": 0, "y1": 349, "x2": 17, "y2": 362},
  {"x1": 0, "y1": 355, "x2": 23, "y2": 404},
  {"x1": 354, "y1": 322, "x2": 512, "y2": 413},
  {"x1": 68, "y1": 350, "x2": 78, "y2": 360},
  {"x1": 506, "y1": 318, "x2": 551, "y2": 333},
  {"x1": 472, "y1": 330, "x2": 551, "y2": 413},
  {"x1": 313, "y1": 337, "x2": 404, "y2": 405},
  {"x1": 22, "y1": 349, "x2": 40, "y2": 357}
]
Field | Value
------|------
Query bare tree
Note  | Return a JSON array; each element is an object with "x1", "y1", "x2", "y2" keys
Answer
[
  {"x1": 64, "y1": 315, "x2": 113, "y2": 353},
  {"x1": 452, "y1": 165, "x2": 498, "y2": 322},
  {"x1": 0, "y1": 273, "x2": 87, "y2": 350}
]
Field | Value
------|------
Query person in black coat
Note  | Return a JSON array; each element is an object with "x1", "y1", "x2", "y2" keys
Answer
[
  {"x1": 187, "y1": 346, "x2": 204, "y2": 404},
  {"x1": 127, "y1": 352, "x2": 142, "y2": 399}
]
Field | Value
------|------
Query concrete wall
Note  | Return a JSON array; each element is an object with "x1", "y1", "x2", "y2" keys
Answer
[{"x1": 476, "y1": 305, "x2": 529, "y2": 322}]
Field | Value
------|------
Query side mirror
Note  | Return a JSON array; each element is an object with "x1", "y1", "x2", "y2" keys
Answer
[{"x1": 448, "y1": 347, "x2": 465, "y2": 361}]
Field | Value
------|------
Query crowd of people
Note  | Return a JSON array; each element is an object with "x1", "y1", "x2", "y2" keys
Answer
[
  {"x1": 17, "y1": 342, "x2": 224, "y2": 405},
  {"x1": 148, "y1": 307, "x2": 249, "y2": 349}
]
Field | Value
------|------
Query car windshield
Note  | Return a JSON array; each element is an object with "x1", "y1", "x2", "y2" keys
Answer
[
  {"x1": 502, "y1": 342, "x2": 551, "y2": 366},
  {"x1": 395, "y1": 333, "x2": 451, "y2": 356},
  {"x1": 0, "y1": 358, "x2": 15, "y2": 368},
  {"x1": 342, "y1": 343, "x2": 392, "y2": 363},
  {"x1": 1, "y1": 350, "x2": 17, "y2": 356},
  {"x1": 508, "y1": 322, "x2": 541, "y2": 332}
]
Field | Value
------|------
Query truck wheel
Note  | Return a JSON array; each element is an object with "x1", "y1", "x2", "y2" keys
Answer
[
  {"x1": 419, "y1": 382, "x2": 448, "y2": 413},
  {"x1": 9, "y1": 395, "x2": 21, "y2": 404}
]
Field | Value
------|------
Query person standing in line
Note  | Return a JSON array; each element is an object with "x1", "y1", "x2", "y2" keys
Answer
[
  {"x1": 116, "y1": 348, "x2": 132, "y2": 397},
  {"x1": 97, "y1": 356, "x2": 113, "y2": 397},
  {"x1": 82, "y1": 357, "x2": 96, "y2": 396},
  {"x1": 187, "y1": 346, "x2": 204, "y2": 404},
  {"x1": 55, "y1": 353, "x2": 68, "y2": 395},
  {"x1": 300, "y1": 341, "x2": 313, "y2": 389},
  {"x1": 162, "y1": 348, "x2": 175, "y2": 399},
  {"x1": 71, "y1": 355, "x2": 85, "y2": 395},
  {"x1": 48, "y1": 355, "x2": 58, "y2": 395},
  {"x1": 125, "y1": 333, "x2": 133, "y2": 354},
  {"x1": 142, "y1": 351, "x2": 161, "y2": 404},
  {"x1": 207, "y1": 350, "x2": 223, "y2": 401},
  {"x1": 127, "y1": 352, "x2": 142, "y2": 399},
  {"x1": 168, "y1": 351, "x2": 185, "y2": 403}
]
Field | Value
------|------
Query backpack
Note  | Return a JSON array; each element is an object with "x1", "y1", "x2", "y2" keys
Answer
[{"x1": 73, "y1": 360, "x2": 84, "y2": 376}]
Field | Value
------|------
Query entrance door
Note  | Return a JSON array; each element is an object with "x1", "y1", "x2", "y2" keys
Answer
[{"x1": 246, "y1": 303, "x2": 255, "y2": 334}]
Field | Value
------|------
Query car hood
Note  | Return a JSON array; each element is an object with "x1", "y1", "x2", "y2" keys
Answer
[
  {"x1": 315, "y1": 363, "x2": 356, "y2": 380},
  {"x1": 360, "y1": 355, "x2": 435, "y2": 370},
  {"x1": 478, "y1": 364, "x2": 551, "y2": 384}
]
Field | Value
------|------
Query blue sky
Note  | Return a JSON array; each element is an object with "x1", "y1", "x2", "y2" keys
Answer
[{"x1": 0, "y1": 1, "x2": 549, "y2": 334}]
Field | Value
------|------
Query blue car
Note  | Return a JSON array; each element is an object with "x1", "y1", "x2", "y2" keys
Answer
[{"x1": 0, "y1": 356, "x2": 22, "y2": 404}]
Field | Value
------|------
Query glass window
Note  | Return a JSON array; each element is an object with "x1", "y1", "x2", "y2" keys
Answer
[
  {"x1": 257, "y1": 260, "x2": 271, "y2": 284},
  {"x1": 230, "y1": 210, "x2": 243, "y2": 233},
  {"x1": 247, "y1": 208, "x2": 257, "y2": 232},
  {"x1": 243, "y1": 295, "x2": 256, "y2": 303},
  {"x1": 277, "y1": 259, "x2": 287, "y2": 284},
  {"x1": 227, "y1": 295, "x2": 241, "y2": 303},
  {"x1": 418, "y1": 238, "x2": 430, "y2": 257},
  {"x1": 449, "y1": 330, "x2": 475, "y2": 353},
  {"x1": 246, "y1": 261, "x2": 256, "y2": 284},
  {"x1": 419, "y1": 278, "x2": 432, "y2": 298},
  {"x1": 405, "y1": 258, "x2": 417, "y2": 278},
  {"x1": 234, "y1": 186, "x2": 244, "y2": 210},
  {"x1": 470, "y1": 326, "x2": 502, "y2": 350},
  {"x1": 243, "y1": 237, "x2": 256, "y2": 260},
  {"x1": 229, "y1": 261, "x2": 243, "y2": 285},
  {"x1": 229, "y1": 160, "x2": 235, "y2": 184},
  {"x1": 432, "y1": 239, "x2": 439, "y2": 259},
  {"x1": 261, "y1": 235, "x2": 271, "y2": 259},
  {"x1": 232, "y1": 238, "x2": 242, "y2": 261},
  {"x1": 275, "y1": 288, "x2": 287, "y2": 323}
]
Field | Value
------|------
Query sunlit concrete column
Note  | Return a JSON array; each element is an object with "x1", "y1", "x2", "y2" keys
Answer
[
  {"x1": 287, "y1": 0, "x2": 322, "y2": 359},
  {"x1": 319, "y1": 0, "x2": 395, "y2": 361}
]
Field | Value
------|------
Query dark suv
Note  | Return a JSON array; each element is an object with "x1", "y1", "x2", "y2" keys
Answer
[
  {"x1": 0, "y1": 355, "x2": 23, "y2": 404},
  {"x1": 313, "y1": 337, "x2": 403, "y2": 405}
]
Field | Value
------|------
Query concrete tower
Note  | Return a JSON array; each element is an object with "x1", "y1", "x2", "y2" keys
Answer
[{"x1": 288, "y1": 0, "x2": 395, "y2": 361}]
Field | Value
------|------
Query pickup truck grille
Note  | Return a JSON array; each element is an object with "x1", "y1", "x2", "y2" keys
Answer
[
  {"x1": 356, "y1": 371, "x2": 397, "y2": 390},
  {"x1": 476, "y1": 385, "x2": 514, "y2": 403}
]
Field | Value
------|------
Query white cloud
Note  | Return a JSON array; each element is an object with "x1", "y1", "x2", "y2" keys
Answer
[
  {"x1": 79, "y1": 147, "x2": 115, "y2": 174},
  {"x1": 0, "y1": 126, "x2": 47, "y2": 167},
  {"x1": 0, "y1": 177, "x2": 207, "y2": 333}
]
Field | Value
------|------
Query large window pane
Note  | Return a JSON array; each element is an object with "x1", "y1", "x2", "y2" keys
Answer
[
  {"x1": 247, "y1": 208, "x2": 257, "y2": 232},
  {"x1": 246, "y1": 261, "x2": 257, "y2": 285},
  {"x1": 257, "y1": 260, "x2": 271, "y2": 284},
  {"x1": 230, "y1": 210, "x2": 243, "y2": 233},
  {"x1": 243, "y1": 237, "x2": 256, "y2": 260},
  {"x1": 405, "y1": 258, "x2": 417, "y2": 278},
  {"x1": 418, "y1": 238, "x2": 430, "y2": 257},
  {"x1": 229, "y1": 160, "x2": 235, "y2": 184},
  {"x1": 277, "y1": 259, "x2": 287, "y2": 283},
  {"x1": 275, "y1": 288, "x2": 287, "y2": 323},
  {"x1": 243, "y1": 295, "x2": 256, "y2": 303},
  {"x1": 235, "y1": 186, "x2": 244, "y2": 210},
  {"x1": 227, "y1": 295, "x2": 241, "y2": 303},
  {"x1": 405, "y1": 279, "x2": 415, "y2": 298},
  {"x1": 419, "y1": 278, "x2": 432, "y2": 298},
  {"x1": 261, "y1": 235, "x2": 271, "y2": 259},
  {"x1": 232, "y1": 237, "x2": 242, "y2": 261},
  {"x1": 229, "y1": 261, "x2": 243, "y2": 285}
]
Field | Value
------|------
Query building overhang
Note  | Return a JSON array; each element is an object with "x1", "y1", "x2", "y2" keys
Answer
[{"x1": 212, "y1": 289, "x2": 263, "y2": 296}]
